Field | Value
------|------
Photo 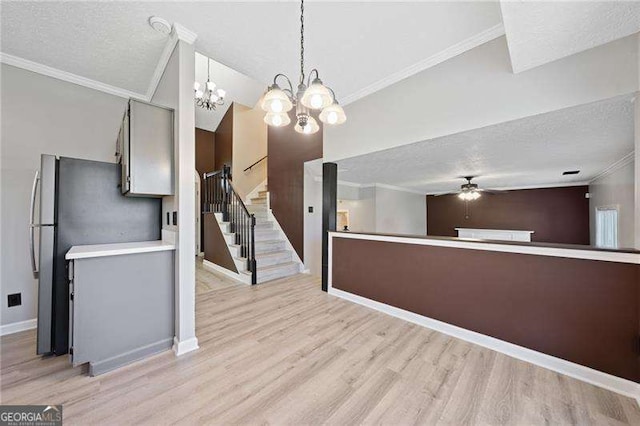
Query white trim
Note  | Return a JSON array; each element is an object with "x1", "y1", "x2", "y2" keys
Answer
[
  {"x1": 341, "y1": 24, "x2": 505, "y2": 105},
  {"x1": 590, "y1": 151, "x2": 635, "y2": 183},
  {"x1": 0, "y1": 318, "x2": 37, "y2": 336},
  {"x1": 172, "y1": 336, "x2": 199, "y2": 356},
  {"x1": 202, "y1": 259, "x2": 251, "y2": 285},
  {"x1": 327, "y1": 285, "x2": 640, "y2": 401},
  {"x1": 329, "y1": 232, "x2": 640, "y2": 264},
  {"x1": 146, "y1": 34, "x2": 179, "y2": 100},
  {"x1": 172, "y1": 23, "x2": 198, "y2": 45},
  {"x1": 0, "y1": 52, "x2": 147, "y2": 100}
]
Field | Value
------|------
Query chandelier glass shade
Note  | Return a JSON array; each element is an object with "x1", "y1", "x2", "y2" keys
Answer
[
  {"x1": 458, "y1": 190, "x2": 481, "y2": 201},
  {"x1": 262, "y1": 0, "x2": 346, "y2": 135},
  {"x1": 458, "y1": 177, "x2": 481, "y2": 201},
  {"x1": 195, "y1": 58, "x2": 226, "y2": 111}
]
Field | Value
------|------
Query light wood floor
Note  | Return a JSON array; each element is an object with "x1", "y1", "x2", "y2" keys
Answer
[{"x1": 2, "y1": 261, "x2": 640, "y2": 425}]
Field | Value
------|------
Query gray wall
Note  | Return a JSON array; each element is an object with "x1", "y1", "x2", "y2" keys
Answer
[
  {"x1": 374, "y1": 186, "x2": 427, "y2": 236},
  {"x1": 0, "y1": 64, "x2": 127, "y2": 326},
  {"x1": 335, "y1": 183, "x2": 426, "y2": 236},
  {"x1": 151, "y1": 47, "x2": 179, "y2": 235},
  {"x1": 589, "y1": 159, "x2": 636, "y2": 249}
]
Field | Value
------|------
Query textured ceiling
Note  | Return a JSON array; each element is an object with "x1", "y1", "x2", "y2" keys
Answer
[
  {"x1": 0, "y1": 2, "x2": 169, "y2": 94},
  {"x1": 336, "y1": 94, "x2": 635, "y2": 194},
  {"x1": 0, "y1": 1, "x2": 502, "y2": 101},
  {"x1": 502, "y1": 1, "x2": 640, "y2": 73},
  {"x1": 194, "y1": 53, "x2": 264, "y2": 132}
]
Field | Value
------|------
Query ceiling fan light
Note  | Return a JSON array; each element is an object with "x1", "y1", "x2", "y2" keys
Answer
[
  {"x1": 264, "y1": 112, "x2": 291, "y2": 127},
  {"x1": 261, "y1": 86, "x2": 293, "y2": 113},
  {"x1": 319, "y1": 102, "x2": 346, "y2": 125},
  {"x1": 301, "y1": 79, "x2": 333, "y2": 110},
  {"x1": 294, "y1": 116, "x2": 320, "y2": 134}
]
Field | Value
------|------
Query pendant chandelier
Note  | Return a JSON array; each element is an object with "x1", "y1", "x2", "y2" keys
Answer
[
  {"x1": 194, "y1": 58, "x2": 226, "y2": 111},
  {"x1": 261, "y1": 0, "x2": 346, "y2": 134}
]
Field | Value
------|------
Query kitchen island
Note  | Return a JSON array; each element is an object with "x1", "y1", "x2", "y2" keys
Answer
[{"x1": 66, "y1": 240, "x2": 175, "y2": 376}]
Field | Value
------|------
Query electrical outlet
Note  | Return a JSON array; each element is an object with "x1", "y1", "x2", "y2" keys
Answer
[
  {"x1": 7, "y1": 293, "x2": 21, "y2": 307},
  {"x1": 308, "y1": 206, "x2": 314, "y2": 213},
  {"x1": 172, "y1": 211, "x2": 177, "y2": 226}
]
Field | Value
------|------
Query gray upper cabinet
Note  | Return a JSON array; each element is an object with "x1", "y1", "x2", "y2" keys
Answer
[{"x1": 119, "y1": 99, "x2": 174, "y2": 197}]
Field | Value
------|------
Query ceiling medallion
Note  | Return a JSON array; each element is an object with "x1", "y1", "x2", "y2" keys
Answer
[
  {"x1": 194, "y1": 57, "x2": 226, "y2": 111},
  {"x1": 261, "y1": 0, "x2": 346, "y2": 134}
]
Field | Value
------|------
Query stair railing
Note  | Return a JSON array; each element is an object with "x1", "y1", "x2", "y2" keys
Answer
[{"x1": 203, "y1": 165, "x2": 257, "y2": 284}]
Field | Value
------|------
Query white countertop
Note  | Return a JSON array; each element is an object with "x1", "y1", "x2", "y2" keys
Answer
[
  {"x1": 455, "y1": 228, "x2": 534, "y2": 233},
  {"x1": 66, "y1": 240, "x2": 175, "y2": 260},
  {"x1": 329, "y1": 232, "x2": 640, "y2": 264}
]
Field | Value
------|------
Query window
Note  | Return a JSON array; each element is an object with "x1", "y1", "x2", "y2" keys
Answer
[{"x1": 595, "y1": 207, "x2": 618, "y2": 249}]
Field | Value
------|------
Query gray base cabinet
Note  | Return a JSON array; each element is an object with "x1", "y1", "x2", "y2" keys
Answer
[
  {"x1": 118, "y1": 99, "x2": 174, "y2": 197},
  {"x1": 69, "y1": 250, "x2": 174, "y2": 375}
]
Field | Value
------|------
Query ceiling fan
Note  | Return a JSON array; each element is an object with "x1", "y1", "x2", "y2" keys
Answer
[{"x1": 436, "y1": 176, "x2": 504, "y2": 201}]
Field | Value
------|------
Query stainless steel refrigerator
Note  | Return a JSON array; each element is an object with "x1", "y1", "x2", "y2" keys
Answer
[{"x1": 31, "y1": 155, "x2": 162, "y2": 355}]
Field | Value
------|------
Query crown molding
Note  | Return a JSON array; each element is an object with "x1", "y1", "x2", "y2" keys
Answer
[
  {"x1": 340, "y1": 23, "x2": 505, "y2": 106},
  {"x1": 146, "y1": 34, "x2": 179, "y2": 100},
  {"x1": 374, "y1": 182, "x2": 425, "y2": 195},
  {"x1": 0, "y1": 52, "x2": 147, "y2": 101},
  {"x1": 425, "y1": 181, "x2": 592, "y2": 196},
  {"x1": 172, "y1": 23, "x2": 198, "y2": 45},
  {"x1": 590, "y1": 151, "x2": 635, "y2": 183}
]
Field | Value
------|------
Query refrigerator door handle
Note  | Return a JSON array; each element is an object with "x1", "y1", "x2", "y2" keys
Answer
[{"x1": 30, "y1": 170, "x2": 40, "y2": 278}]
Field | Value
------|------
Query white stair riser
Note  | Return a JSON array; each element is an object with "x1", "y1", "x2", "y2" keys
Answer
[
  {"x1": 256, "y1": 252, "x2": 292, "y2": 267},
  {"x1": 255, "y1": 231, "x2": 280, "y2": 241},
  {"x1": 255, "y1": 241, "x2": 286, "y2": 253},
  {"x1": 257, "y1": 263, "x2": 300, "y2": 284}
]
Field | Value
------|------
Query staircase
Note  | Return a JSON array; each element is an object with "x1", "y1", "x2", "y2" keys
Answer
[
  {"x1": 242, "y1": 189, "x2": 302, "y2": 283},
  {"x1": 203, "y1": 167, "x2": 303, "y2": 284}
]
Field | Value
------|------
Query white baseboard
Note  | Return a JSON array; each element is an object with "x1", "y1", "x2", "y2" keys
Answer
[
  {"x1": 0, "y1": 318, "x2": 37, "y2": 336},
  {"x1": 202, "y1": 259, "x2": 250, "y2": 285},
  {"x1": 172, "y1": 336, "x2": 199, "y2": 356},
  {"x1": 328, "y1": 287, "x2": 640, "y2": 401}
]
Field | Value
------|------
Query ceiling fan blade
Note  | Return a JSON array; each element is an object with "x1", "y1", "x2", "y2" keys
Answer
[
  {"x1": 432, "y1": 192, "x2": 459, "y2": 197},
  {"x1": 478, "y1": 188, "x2": 508, "y2": 195}
]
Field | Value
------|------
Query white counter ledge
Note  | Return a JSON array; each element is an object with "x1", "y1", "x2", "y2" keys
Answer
[{"x1": 66, "y1": 240, "x2": 176, "y2": 260}]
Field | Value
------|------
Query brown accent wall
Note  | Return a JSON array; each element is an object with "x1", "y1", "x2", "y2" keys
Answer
[
  {"x1": 267, "y1": 112, "x2": 323, "y2": 258},
  {"x1": 195, "y1": 128, "x2": 215, "y2": 176},
  {"x1": 427, "y1": 186, "x2": 590, "y2": 245},
  {"x1": 195, "y1": 128, "x2": 216, "y2": 252},
  {"x1": 332, "y1": 236, "x2": 640, "y2": 382},
  {"x1": 203, "y1": 214, "x2": 238, "y2": 273},
  {"x1": 215, "y1": 104, "x2": 234, "y2": 171}
]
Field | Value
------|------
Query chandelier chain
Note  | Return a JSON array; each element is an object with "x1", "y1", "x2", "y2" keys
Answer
[{"x1": 300, "y1": 0, "x2": 304, "y2": 83}]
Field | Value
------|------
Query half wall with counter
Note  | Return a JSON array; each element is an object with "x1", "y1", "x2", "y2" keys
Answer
[
  {"x1": 66, "y1": 240, "x2": 175, "y2": 376},
  {"x1": 328, "y1": 232, "x2": 640, "y2": 398}
]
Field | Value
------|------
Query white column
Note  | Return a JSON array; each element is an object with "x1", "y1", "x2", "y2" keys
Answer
[
  {"x1": 635, "y1": 34, "x2": 640, "y2": 249},
  {"x1": 172, "y1": 25, "x2": 199, "y2": 355}
]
